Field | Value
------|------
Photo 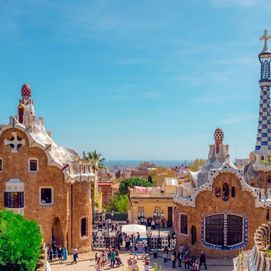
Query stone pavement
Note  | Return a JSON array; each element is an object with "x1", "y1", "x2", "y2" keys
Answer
[{"x1": 51, "y1": 251, "x2": 234, "y2": 271}]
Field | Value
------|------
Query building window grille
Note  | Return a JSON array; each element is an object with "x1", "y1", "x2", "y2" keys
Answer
[
  {"x1": 204, "y1": 214, "x2": 243, "y2": 249},
  {"x1": 4, "y1": 192, "x2": 24, "y2": 208}
]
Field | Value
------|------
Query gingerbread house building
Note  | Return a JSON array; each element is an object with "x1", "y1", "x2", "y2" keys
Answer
[{"x1": 0, "y1": 84, "x2": 94, "y2": 252}]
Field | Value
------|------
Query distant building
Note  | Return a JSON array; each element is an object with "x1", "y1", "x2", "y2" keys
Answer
[{"x1": 128, "y1": 177, "x2": 177, "y2": 227}]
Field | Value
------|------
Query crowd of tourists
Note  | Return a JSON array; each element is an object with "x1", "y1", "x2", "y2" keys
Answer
[
  {"x1": 46, "y1": 242, "x2": 67, "y2": 262},
  {"x1": 95, "y1": 247, "x2": 122, "y2": 270},
  {"x1": 93, "y1": 240, "x2": 208, "y2": 270},
  {"x1": 161, "y1": 244, "x2": 208, "y2": 270},
  {"x1": 137, "y1": 214, "x2": 172, "y2": 228}
]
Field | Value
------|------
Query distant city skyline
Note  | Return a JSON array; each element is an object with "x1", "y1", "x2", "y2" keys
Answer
[{"x1": 0, "y1": 0, "x2": 271, "y2": 160}]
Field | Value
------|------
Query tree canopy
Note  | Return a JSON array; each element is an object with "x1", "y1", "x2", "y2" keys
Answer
[
  {"x1": 85, "y1": 150, "x2": 106, "y2": 172},
  {"x1": 0, "y1": 210, "x2": 42, "y2": 271},
  {"x1": 104, "y1": 177, "x2": 153, "y2": 212},
  {"x1": 119, "y1": 177, "x2": 154, "y2": 195}
]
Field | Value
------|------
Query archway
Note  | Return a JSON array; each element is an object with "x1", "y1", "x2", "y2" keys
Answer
[
  {"x1": 191, "y1": 225, "x2": 197, "y2": 245},
  {"x1": 52, "y1": 217, "x2": 64, "y2": 245}
]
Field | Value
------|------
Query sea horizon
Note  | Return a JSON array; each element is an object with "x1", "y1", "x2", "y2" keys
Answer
[{"x1": 104, "y1": 159, "x2": 190, "y2": 168}]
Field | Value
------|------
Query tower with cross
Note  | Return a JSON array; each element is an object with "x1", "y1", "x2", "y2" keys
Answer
[{"x1": 255, "y1": 30, "x2": 271, "y2": 155}]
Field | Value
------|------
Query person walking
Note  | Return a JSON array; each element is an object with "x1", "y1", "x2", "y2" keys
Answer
[
  {"x1": 171, "y1": 251, "x2": 177, "y2": 268},
  {"x1": 72, "y1": 246, "x2": 78, "y2": 264},
  {"x1": 110, "y1": 249, "x2": 116, "y2": 268},
  {"x1": 163, "y1": 247, "x2": 169, "y2": 263},
  {"x1": 199, "y1": 251, "x2": 207, "y2": 270}
]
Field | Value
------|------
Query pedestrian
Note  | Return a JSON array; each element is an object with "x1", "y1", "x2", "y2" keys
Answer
[
  {"x1": 132, "y1": 260, "x2": 139, "y2": 271},
  {"x1": 153, "y1": 246, "x2": 158, "y2": 258},
  {"x1": 144, "y1": 258, "x2": 150, "y2": 271},
  {"x1": 110, "y1": 249, "x2": 116, "y2": 268},
  {"x1": 127, "y1": 257, "x2": 133, "y2": 271},
  {"x1": 199, "y1": 251, "x2": 207, "y2": 270},
  {"x1": 72, "y1": 246, "x2": 78, "y2": 264},
  {"x1": 184, "y1": 253, "x2": 190, "y2": 270},
  {"x1": 177, "y1": 251, "x2": 182, "y2": 268},
  {"x1": 163, "y1": 247, "x2": 169, "y2": 263},
  {"x1": 171, "y1": 251, "x2": 177, "y2": 268}
]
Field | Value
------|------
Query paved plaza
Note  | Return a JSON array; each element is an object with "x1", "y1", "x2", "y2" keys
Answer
[{"x1": 51, "y1": 251, "x2": 234, "y2": 271}]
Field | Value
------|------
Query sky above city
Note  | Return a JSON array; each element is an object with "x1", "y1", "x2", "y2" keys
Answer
[{"x1": 0, "y1": 0, "x2": 271, "y2": 161}]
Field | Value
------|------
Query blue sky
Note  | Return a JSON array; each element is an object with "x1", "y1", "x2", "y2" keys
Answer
[{"x1": 0, "y1": 0, "x2": 270, "y2": 160}]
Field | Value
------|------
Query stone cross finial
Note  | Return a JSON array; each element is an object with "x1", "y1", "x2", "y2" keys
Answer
[
  {"x1": 4, "y1": 132, "x2": 25, "y2": 153},
  {"x1": 260, "y1": 29, "x2": 271, "y2": 52}
]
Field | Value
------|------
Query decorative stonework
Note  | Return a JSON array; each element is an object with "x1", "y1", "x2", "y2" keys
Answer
[{"x1": 4, "y1": 132, "x2": 25, "y2": 153}]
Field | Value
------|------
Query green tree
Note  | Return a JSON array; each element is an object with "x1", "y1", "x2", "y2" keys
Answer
[
  {"x1": 85, "y1": 150, "x2": 106, "y2": 212},
  {"x1": 0, "y1": 210, "x2": 42, "y2": 271},
  {"x1": 105, "y1": 193, "x2": 128, "y2": 212},
  {"x1": 119, "y1": 177, "x2": 153, "y2": 195},
  {"x1": 188, "y1": 159, "x2": 206, "y2": 172}
]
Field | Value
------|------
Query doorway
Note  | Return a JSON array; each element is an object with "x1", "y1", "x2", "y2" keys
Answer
[{"x1": 52, "y1": 217, "x2": 64, "y2": 245}]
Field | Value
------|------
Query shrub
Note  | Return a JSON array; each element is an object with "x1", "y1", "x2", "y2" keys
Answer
[{"x1": 0, "y1": 210, "x2": 42, "y2": 271}]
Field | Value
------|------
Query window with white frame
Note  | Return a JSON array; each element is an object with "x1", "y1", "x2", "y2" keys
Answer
[
  {"x1": 29, "y1": 159, "x2": 38, "y2": 172},
  {"x1": 180, "y1": 213, "x2": 188, "y2": 235},
  {"x1": 40, "y1": 187, "x2": 53, "y2": 205},
  {"x1": 4, "y1": 179, "x2": 24, "y2": 209}
]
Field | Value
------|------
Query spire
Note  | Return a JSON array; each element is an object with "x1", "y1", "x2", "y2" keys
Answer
[{"x1": 255, "y1": 31, "x2": 271, "y2": 154}]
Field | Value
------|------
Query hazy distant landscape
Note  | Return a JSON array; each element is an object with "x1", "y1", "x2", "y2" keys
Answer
[{"x1": 104, "y1": 160, "x2": 190, "y2": 168}]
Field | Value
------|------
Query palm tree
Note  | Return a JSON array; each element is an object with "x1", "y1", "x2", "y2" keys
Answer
[{"x1": 85, "y1": 150, "x2": 106, "y2": 212}]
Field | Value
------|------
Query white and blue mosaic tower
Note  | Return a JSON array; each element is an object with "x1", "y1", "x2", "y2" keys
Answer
[{"x1": 255, "y1": 30, "x2": 271, "y2": 155}]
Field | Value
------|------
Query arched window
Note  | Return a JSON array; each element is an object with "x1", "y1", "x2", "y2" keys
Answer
[
  {"x1": 180, "y1": 213, "x2": 188, "y2": 235},
  {"x1": 215, "y1": 187, "x2": 221, "y2": 197},
  {"x1": 80, "y1": 217, "x2": 88, "y2": 238},
  {"x1": 191, "y1": 225, "x2": 196, "y2": 245},
  {"x1": 231, "y1": 187, "x2": 236, "y2": 198},
  {"x1": 204, "y1": 214, "x2": 246, "y2": 250},
  {"x1": 222, "y1": 183, "x2": 229, "y2": 201}
]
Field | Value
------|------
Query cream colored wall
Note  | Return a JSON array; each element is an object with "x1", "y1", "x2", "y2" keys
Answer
[{"x1": 129, "y1": 198, "x2": 175, "y2": 223}]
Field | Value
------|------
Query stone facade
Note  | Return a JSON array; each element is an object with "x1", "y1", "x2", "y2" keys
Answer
[
  {"x1": 0, "y1": 84, "x2": 94, "y2": 252},
  {"x1": 174, "y1": 171, "x2": 269, "y2": 257}
]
